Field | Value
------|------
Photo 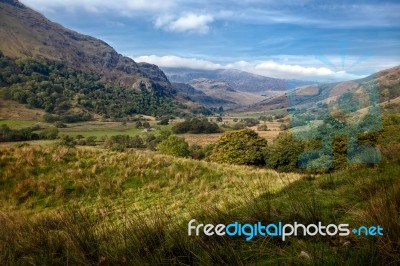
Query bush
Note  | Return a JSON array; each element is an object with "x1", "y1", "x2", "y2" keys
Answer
[
  {"x1": 135, "y1": 121, "x2": 143, "y2": 128},
  {"x1": 241, "y1": 118, "x2": 260, "y2": 127},
  {"x1": 142, "y1": 122, "x2": 151, "y2": 129},
  {"x1": 232, "y1": 123, "x2": 246, "y2": 130},
  {"x1": 38, "y1": 127, "x2": 59, "y2": 140},
  {"x1": 279, "y1": 124, "x2": 289, "y2": 131},
  {"x1": 257, "y1": 124, "x2": 268, "y2": 131},
  {"x1": 158, "y1": 118, "x2": 169, "y2": 125},
  {"x1": 54, "y1": 121, "x2": 67, "y2": 128},
  {"x1": 210, "y1": 129, "x2": 268, "y2": 165},
  {"x1": 59, "y1": 135, "x2": 76, "y2": 148},
  {"x1": 189, "y1": 144, "x2": 205, "y2": 160},
  {"x1": 157, "y1": 135, "x2": 190, "y2": 157},
  {"x1": 85, "y1": 136, "x2": 97, "y2": 146}
]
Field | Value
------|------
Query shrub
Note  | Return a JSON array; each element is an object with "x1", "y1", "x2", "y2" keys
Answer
[
  {"x1": 158, "y1": 118, "x2": 169, "y2": 125},
  {"x1": 232, "y1": 123, "x2": 246, "y2": 130},
  {"x1": 54, "y1": 121, "x2": 67, "y2": 128},
  {"x1": 257, "y1": 124, "x2": 268, "y2": 131},
  {"x1": 189, "y1": 144, "x2": 205, "y2": 160},
  {"x1": 210, "y1": 129, "x2": 267, "y2": 165},
  {"x1": 142, "y1": 122, "x2": 151, "y2": 129},
  {"x1": 85, "y1": 136, "x2": 97, "y2": 146},
  {"x1": 241, "y1": 118, "x2": 260, "y2": 127},
  {"x1": 135, "y1": 121, "x2": 143, "y2": 128},
  {"x1": 38, "y1": 127, "x2": 59, "y2": 140},
  {"x1": 59, "y1": 135, "x2": 76, "y2": 148},
  {"x1": 157, "y1": 135, "x2": 190, "y2": 157}
]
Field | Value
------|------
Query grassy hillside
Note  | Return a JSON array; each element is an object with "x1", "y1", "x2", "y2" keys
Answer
[{"x1": 0, "y1": 145, "x2": 399, "y2": 265}]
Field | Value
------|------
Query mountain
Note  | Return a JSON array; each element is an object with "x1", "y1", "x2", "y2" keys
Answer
[
  {"x1": 163, "y1": 67, "x2": 313, "y2": 95},
  {"x1": 172, "y1": 82, "x2": 234, "y2": 107},
  {"x1": 242, "y1": 65, "x2": 400, "y2": 112},
  {"x1": 0, "y1": 0, "x2": 172, "y2": 95},
  {"x1": 186, "y1": 78, "x2": 267, "y2": 109}
]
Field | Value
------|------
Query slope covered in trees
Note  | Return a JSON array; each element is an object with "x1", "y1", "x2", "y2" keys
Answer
[{"x1": 0, "y1": 54, "x2": 183, "y2": 121}]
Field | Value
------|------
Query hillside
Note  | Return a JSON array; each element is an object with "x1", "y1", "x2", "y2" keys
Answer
[
  {"x1": 172, "y1": 82, "x2": 234, "y2": 107},
  {"x1": 0, "y1": 0, "x2": 172, "y2": 95},
  {"x1": 0, "y1": 145, "x2": 399, "y2": 264},
  {"x1": 0, "y1": 55, "x2": 182, "y2": 120},
  {"x1": 187, "y1": 78, "x2": 267, "y2": 109},
  {"x1": 243, "y1": 65, "x2": 400, "y2": 113}
]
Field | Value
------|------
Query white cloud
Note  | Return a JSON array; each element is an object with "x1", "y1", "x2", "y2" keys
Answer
[
  {"x1": 155, "y1": 13, "x2": 214, "y2": 34},
  {"x1": 133, "y1": 55, "x2": 369, "y2": 81},
  {"x1": 132, "y1": 55, "x2": 222, "y2": 70},
  {"x1": 225, "y1": 60, "x2": 335, "y2": 79}
]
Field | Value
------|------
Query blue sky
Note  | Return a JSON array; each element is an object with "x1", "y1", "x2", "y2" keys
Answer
[{"x1": 20, "y1": 0, "x2": 400, "y2": 80}]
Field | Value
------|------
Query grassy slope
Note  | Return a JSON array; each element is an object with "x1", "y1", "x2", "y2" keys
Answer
[
  {"x1": 0, "y1": 145, "x2": 399, "y2": 265},
  {"x1": 0, "y1": 145, "x2": 301, "y2": 216}
]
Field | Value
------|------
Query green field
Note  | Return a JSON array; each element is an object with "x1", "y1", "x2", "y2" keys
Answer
[
  {"x1": 1, "y1": 119, "x2": 174, "y2": 138},
  {"x1": 0, "y1": 119, "x2": 48, "y2": 128}
]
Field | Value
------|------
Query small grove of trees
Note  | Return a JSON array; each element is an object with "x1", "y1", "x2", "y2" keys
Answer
[
  {"x1": 101, "y1": 130, "x2": 211, "y2": 160},
  {"x1": 210, "y1": 129, "x2": 268, "y2": 166},
  {"x1": 0, "y1": 125, "x2": 58, "y2": 142},
  {"x1": 172, "y1": 118, "x2": 221, "y2": 134}
]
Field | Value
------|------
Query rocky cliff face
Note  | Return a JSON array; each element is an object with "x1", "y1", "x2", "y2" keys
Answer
[{"x1": 0, "y1": 0, "x2": 173, "y2": 95}]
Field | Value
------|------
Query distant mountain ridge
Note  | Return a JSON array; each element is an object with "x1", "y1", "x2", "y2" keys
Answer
[
  {"x1": 0, "y1": 0, "x2": 173, "y2": 95},
  {"x1": 241, "y1": 65, "x2": 400, "y2": 112},
  {"x1": 163, "y1": 67, "x2": 313, "y2": 95}
]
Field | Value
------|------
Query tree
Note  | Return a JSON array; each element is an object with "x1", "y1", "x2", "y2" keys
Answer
[
  {"x1": 157, "y1": 135, "x2": 190, "y2": 157},
  {"x1": 266, "y1": 132, "x2": 305, "y2": 172},
  {"x1": 135, "y1": 121, "x2": 143, "y2": 128},
  {"x1": 210, "y1": 129, "x2": 268, "y2": 165},
  {"x1": 158, "y1": 118, "x2": 169, "y2": 125},
  {"x1": 143, "y1": 122, "x2": 151, "y2": 129}
]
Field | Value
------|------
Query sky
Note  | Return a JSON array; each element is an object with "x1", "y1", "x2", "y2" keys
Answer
[{"x1": 20, "y1": 0, "x2": 400, "y2": 81}]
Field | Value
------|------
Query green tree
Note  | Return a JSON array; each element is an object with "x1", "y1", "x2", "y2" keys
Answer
[
  {"x1": 210, "y1": 129, "x2": 268, "y2": 165},
  {"x1": 266, "y1": 132, "x2": 305, "y2": 172},
  {"x1": 135, "y1": 121, "x2": 143, "y2": 128},
  {"x1": 157, "y1": 135, "x2": 190, "y2": 157},
  {"x1": 143, "y1": 122, "x2": 151, "y2": 129}
]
